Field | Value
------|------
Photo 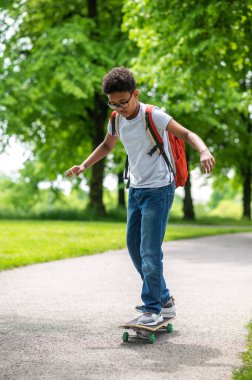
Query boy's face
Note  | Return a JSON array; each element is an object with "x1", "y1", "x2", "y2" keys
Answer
[{"x1": 107, "y1": 89, "x2": 139, "y2": 118}]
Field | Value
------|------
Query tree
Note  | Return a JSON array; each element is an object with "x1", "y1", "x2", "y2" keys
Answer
[
  {"x1": 0, "y1": 0, "x2": 135, "y2": 215},
  {"x1": 123, "y1": 0, "x2": 252, "y2": 219}
]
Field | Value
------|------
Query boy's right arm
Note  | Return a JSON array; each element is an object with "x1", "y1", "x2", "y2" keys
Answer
[{"x1": 66, "y1": 133, "x2": 118, "y2": 177}]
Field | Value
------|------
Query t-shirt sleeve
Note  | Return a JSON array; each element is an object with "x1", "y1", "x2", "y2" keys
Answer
[{"x1": 152, "y1": 107, "x2": 173, "y2": 132}]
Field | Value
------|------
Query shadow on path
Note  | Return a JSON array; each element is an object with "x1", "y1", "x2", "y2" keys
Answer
[{"x1": 0, "y1": 314, "x2": 223, "y2": 379}]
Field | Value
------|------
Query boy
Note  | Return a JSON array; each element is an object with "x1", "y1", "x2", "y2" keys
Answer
[{"x1": 66, "y1": 67, "x2": 215, "y2": 326}]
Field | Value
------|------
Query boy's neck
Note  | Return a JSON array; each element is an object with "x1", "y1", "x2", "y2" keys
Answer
[{"x1": 126, "y1": 102, "x2": 140, "y2": 120}]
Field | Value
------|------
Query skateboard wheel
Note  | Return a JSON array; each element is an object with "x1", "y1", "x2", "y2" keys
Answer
[
  {"x1": 148, "y1": 334, "x2": 155, "y2": 344},
  {"x1": 166, "y1": 323, "x2": 173, "y2": 333},
  {"x1": 122, "y1": 332, "x2": 129, "y2": 342}
]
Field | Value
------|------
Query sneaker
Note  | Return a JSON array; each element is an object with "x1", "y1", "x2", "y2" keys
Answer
[
  {"x1": 135, "y1": 297, "x2": 176, "y2": 317},
  {"x1": 161, "y1": 297, "x2": 176, "y2": 317},
  {"x1": 137, "y1": 312, "x2": 163, "y2": 326}
]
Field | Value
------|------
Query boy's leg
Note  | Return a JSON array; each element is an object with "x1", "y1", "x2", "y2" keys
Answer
[
  {"x1": 139, "y1": 182, "x2": 175, "y2": 314},
  {"x1": 126, "y1": 188, "x2": 143, "y2": 279},
  {"x1": 160, "y1": 182, "x2": 175, "y2": 305}
]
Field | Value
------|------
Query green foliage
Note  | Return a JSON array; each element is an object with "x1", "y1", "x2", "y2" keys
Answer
[
  {"x1": 0, "y1": 173, "x2": 86, "y2": 217},
  {"x1": 0, "y1": 173, "x2": 181, "y2": 220},
  {"x1": 233, "y1": 321, "x2": 252, "y2": 380},
  {"x1": 1, "y1": 171, "x2": 249, "y2": 222},
  {"x1": 1, "y1": 0, "x2": 251, "y2": 218},
  {"x1": 123, "y1": 0, "x2": 251, "y2": 171},
  {"x1": 208, "y1": 176, "x2": 242, "y2": 209},
  {"x1": 123, "y1": 0, "x2": 252, "y2": 219},
  {"x1": 208, "y1": 200, "x2": 242, "y2": 220},
  {"x1": 0, "y1": 0, "x2": 136, "y2": 185}
]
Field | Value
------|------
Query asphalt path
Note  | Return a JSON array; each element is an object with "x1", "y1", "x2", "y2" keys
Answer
[{"x1": 0, "y1": 233, "x2": 252, "y2": 380}]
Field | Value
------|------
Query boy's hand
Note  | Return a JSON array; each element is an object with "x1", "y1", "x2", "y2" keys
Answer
[
  {"x1": 65, "y1": 164, "x2": 86, "y2": 177},
  {"x1": 200, "y1": 149, "x2": 216, "y2": 174}
]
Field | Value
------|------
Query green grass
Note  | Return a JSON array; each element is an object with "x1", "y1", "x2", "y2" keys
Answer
[
  {"x1": 0, "y1": 219, "x2": 252, "y2": 271},
  {"x1": 233, "y1": 322, "x2": 252, "y2": 380}
]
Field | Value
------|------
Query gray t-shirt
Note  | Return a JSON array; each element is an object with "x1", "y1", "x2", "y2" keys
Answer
[{"x1": 107, "y1": 102, "x2": 174, "y2": 188}]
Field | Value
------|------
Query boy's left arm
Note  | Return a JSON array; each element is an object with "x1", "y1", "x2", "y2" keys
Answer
[{"x1": 166, "y1": 119, "x2": 216, "y2": 174}]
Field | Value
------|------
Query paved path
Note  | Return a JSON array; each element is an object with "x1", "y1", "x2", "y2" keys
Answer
[{"x1": 0, "y1": 233, "x2": 252, "y2": 380}]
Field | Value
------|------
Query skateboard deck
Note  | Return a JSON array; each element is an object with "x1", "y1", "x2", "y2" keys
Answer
[{"x1": 119, "y1": 316, "x2": 176, "y2": 344}]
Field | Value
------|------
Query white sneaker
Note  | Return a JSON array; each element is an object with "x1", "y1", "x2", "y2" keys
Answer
[
  {"x1": 135, "y1": 297, "x2": 176, "y2": 317},
  {"x1": 137, "y1": 312, "x2": 163, "y2": 326},
  {"x1": 161, "y1": 297, "x2": 176, "y2": 317}
]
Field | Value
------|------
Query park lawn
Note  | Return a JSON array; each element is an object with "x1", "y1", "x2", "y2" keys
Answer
[
  {"x1": 233, "y1": 321, "x2": 252, "y2": 380},
  {"x1": 0, "y1": 219, "x2": 252, "y2": 271}
]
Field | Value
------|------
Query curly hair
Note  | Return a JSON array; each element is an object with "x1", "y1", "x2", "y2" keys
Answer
[{"x1": 102, "y1": 67, "x2": 136, "y2": 94}]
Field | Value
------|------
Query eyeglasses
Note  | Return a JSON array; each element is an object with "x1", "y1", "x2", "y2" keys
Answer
[{"x1": 107, "y1": 92, "x2": 133, "y2": 110}]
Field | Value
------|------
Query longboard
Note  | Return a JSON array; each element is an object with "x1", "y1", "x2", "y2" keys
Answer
[{"x1": 119, "y1": 316, "x2": 176, "y2": 344}]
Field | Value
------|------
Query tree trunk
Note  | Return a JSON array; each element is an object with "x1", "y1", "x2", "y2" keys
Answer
[
  {"x1": 118, "y1": 171, "x2": 125, "y2": 208},
  {"x1": 240, "y1": 114, "x2": 252, "y2": 220},
  {"x1": 87, "y1": 0, "x2": 97, "y2": 20},
  {"x1": 242, "y1": 166, "x2": 251, "y2": 220},
  {"x1": 87, "y1": 1, "x2": 106, "y2": 215},
  {"x1": 88, "y1": 94, "x2": 107, "y2": 215},
  {"x1": 183, "y1": 152, "x2": 195, "y2": 221}
]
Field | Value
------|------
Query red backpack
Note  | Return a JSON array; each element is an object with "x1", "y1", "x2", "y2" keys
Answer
[{"x1": 110, "y1": 104, "x2": 188, "y2": 188}]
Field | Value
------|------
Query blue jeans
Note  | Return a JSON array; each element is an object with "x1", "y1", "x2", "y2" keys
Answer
[{"x1": 126, "y1": 181, "x2": 175, "y2": 314}]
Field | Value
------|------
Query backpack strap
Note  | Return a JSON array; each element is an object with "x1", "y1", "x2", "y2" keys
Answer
[
  {"x1": 144, "y1": 105, "x2": 175, "y2": 176},
  {"x1": 142, "y1": 106, "x2": 161, "y2": 155},
  {"x1": 167, "y1": 132, "x2": 176, "y2": 176},
  {"x1": 110, "y1": 111, "x2": 120, "y2": 137},
  {"x1": 123, "y1": 155, "x2": 130, "y2": 189},
  {"x1": 110, "y1": 111, "x2": 130, "y2": 188}
]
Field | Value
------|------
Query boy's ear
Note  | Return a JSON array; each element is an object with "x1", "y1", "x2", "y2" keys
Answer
[{"x1": 134, "y1": 89, "x2": 139, "y2": 99}]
